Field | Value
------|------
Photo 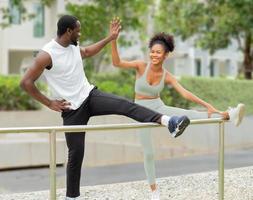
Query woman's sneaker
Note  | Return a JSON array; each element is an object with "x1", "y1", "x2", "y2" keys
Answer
[
  {"x1": 228, "y1": 103, "x2": 245, "y2": 126},
  {"x1": 168, "y1": 115, "x2": 190, "y2": 138}
]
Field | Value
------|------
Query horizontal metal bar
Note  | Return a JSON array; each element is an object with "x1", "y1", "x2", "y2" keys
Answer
[
  {"x1": 0, "y1": 123, "x2": 158, "y2": 133},
  {"x1": 190, "y1": 118, "x2": 225, "y2": 125},
  {"x1": 0, "y1": 118, "x2": 226, "y2": 134}
]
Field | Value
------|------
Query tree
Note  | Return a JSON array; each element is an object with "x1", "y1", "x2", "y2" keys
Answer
[
  {"x1": 0, "y1": 0, "x2": 153, "y2": 76},
  {"x1": 66, "y1": 0, "x2": 152, "y2": 76},
  {"x1": 156, "y1": 0, "x2": 253, "y2": 79}
]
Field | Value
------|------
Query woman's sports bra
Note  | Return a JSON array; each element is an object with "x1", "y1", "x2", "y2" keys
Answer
[{"x1": 135, "y1": 63, "x2": 166, "y2": 97}]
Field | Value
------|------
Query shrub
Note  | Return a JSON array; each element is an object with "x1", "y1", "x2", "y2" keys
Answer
[
  {"x1": 178, "y1": 77, "x2": 253, "y2": 114},
  {"x1": 92, "y1": 72, "x2": 253, "y2": 115},
  {"x1": 3, "y1": 72, "x2": 252, "y2": 114},
  {"x1": 0, "y1": 75, "x2": 45, "y2": 110},
  {"x1": 90, "y1": 70, "x2": 135, "y2": 100}
]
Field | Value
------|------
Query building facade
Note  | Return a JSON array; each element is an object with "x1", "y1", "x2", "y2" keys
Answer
[
  {"x1": 166, "y1": 37, "x2": 243, "y2": 78},
  {"x1": 0, "y1": 0, "x2": 243, "y2": 78},
  {"x1": 0, "y1": 0, "x2": 65, "y2": 75}
]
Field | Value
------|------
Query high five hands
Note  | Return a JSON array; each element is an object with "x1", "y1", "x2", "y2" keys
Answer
[{"x1": 110, "y1": 17, "x2": 121, "y2": 40}]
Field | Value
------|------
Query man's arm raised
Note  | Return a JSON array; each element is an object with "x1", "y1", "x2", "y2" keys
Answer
[{"x1": 80, "y1": 18, "x2": 121, "y2": 58}]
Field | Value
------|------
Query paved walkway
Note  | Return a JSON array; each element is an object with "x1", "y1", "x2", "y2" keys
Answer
[
  {"x1": 1, "y1": 149, "x2": 253, "y2": 193},
  {"x1": 0, "y1": 166, "x2": 252, "y2": 200}
]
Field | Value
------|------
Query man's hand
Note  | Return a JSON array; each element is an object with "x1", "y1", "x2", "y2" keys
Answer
[
  {"x1": 48, "y1": 99, "x2": 71, "y2": 112},
  {"x1": 110, "y1": 17, "x2": 121, "y2": 40},
  {"x1": 80, "y1": 17, "x2": 122, "y2": 58}
]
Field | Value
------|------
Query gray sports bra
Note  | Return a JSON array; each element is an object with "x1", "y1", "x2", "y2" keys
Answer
[{"x1": 135, "y1": 63, "x2": 166, "y2": 97}]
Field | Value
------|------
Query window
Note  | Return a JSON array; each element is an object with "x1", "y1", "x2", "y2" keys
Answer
[
  {"x1": 195, "y1": 59, "x2": 202, "y2": 76},
  {"x1": 9, "y1": 0, "x2": 21, "y2": 24},
  {"x1": 33, "y1": 3, "x2": 44, "y2": 38}
]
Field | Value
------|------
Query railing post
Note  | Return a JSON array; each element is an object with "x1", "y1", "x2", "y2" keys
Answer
[
  {"x1": 49, "y1": 130, "x2": 57, "y2": 200},
  {"x1": 219, "y1": 122, "x2": 225, "y2": 200}
]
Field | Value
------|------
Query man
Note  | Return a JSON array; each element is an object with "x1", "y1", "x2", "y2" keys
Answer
[{"x1": 20, "y1": 15, "x2": 190, "y2": 200}]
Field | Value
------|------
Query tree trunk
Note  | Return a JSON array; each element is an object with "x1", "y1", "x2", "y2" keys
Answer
[{"x1": 243, "y1": 32, "x2": 252, "y2": 79}]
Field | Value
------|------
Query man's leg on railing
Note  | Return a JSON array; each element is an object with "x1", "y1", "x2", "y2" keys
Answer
[{"x1": 88, "y1": 88, "x2": 190, "y2": 138}]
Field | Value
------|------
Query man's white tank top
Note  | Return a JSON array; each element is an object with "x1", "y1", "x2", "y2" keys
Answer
[{"x1": 42, "y1": 39, "x2": 94, "y2": 110}]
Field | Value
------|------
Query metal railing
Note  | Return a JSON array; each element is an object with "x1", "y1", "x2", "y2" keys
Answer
[{"x1": 0, "y1": 118, "x2": 226, "y2": 200}]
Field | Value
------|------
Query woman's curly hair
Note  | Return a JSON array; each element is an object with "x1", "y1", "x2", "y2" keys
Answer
[{"x1": 149, "y1": 32, "x2": 174, "y2": 53}]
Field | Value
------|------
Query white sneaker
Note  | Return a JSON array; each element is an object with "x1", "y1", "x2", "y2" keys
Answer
[
  {"x1": 228, "y1": 103, "x2": 245, "y2": 126},
  {"x1": 151, "y1": 189, "x2": 160, "y2": 200}
]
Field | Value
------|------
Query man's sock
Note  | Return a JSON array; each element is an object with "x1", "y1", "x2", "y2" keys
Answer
[{"x1": 161, "y1": 115, "x2": 170, "y2": 126}]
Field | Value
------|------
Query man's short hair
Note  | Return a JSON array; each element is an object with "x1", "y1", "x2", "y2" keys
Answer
[{"x1": 57, "y1": 15, "x2": 78, "y2": 36}]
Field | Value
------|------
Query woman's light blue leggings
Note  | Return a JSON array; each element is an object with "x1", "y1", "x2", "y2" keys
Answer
[{"x1": 135, "y1": 98, "x2": 221, "y2": 185}]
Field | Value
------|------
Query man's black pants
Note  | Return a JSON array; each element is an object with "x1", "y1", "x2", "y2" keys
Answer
[{"x1": 61, "y1": 88, "x2": 162, "y2": 197}]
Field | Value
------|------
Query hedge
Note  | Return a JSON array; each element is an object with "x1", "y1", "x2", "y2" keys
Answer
[
  {"x1": 90, "y1": 70, "x2": 136, "y2": 100},
  {"x1": 177, "y1": 77, "x2": 253, "y2": 114},
  {"x1": 91, "y1": 72, "x2": 253, "y2": 115},
  {"x1": 1, "y1": 73, "x2": 252, "y2": 114},
  {"x1": 0, "y1": 75, "x2": 44, "y2": 110}
]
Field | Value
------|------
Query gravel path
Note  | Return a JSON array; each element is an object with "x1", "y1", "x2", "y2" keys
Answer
[{"x1": 0, "y1": 166, "x2": 252, "y2": 200}]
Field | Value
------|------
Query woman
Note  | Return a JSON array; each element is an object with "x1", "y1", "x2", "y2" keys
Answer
[{"x1": 110, "y1": 20, "x2": 245, "y2": 200}]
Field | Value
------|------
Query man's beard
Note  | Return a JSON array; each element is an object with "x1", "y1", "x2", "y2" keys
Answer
[{"x1": 71, "y1": 40, "x2": 78, "y2": 46}]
